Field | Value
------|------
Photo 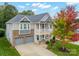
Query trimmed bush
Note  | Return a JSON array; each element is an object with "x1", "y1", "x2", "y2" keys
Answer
[{"x1": 0, "y1": 28, "x2": 5, "y2": 37}]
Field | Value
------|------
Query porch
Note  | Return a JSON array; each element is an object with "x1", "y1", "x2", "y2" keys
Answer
[
  {"x1": 33, "y1": 23, "x2": 52, "y2": 44},
  {"x1": 35, "y1": 23, "x2": 52, "y2": 34},
  {"x1": 34, "y1": 34, "x2": 51, "y2": 44}
]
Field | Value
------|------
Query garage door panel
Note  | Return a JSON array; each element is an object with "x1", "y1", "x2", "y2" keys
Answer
[{"x1": 15, "y1": 36, "x2": 34, "y2": 45}]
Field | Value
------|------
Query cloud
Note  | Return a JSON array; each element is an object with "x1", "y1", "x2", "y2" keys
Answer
[
  {"x1": 53, "y1": 6, "x2": 59, "y2": 10},
  {"x1": 66, "y1": 2, "x2": 79, "y2": 5},
  {"x1": 39, "y1": 4, "x2": 51, "y2": 9},
  {"x1": 32, "y1": 3, "x2": 40, "y2": 7},
  {"x1": 18, "y1": 5, "x2": 25, "y2": 9},
  {"x1": 32, "y1": 9, "x2": 37, "y2": 11},
  {"x1": 50, "y1": 6, "x2": 59, "y2": 15},
  {"x1": 32, "y1": 3, "x2": 51, "y2": 9}
]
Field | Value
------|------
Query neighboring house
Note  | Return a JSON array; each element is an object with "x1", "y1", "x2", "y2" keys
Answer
[
  {"x1": 74, "y1": 17, "x2": 79, "y2": 33},
  {"x1": 74, "y1": 23, "x2": 79, "y2": 33},
  {"x1": 6, "y1": 13, "x2": 53, "y2": 46}
]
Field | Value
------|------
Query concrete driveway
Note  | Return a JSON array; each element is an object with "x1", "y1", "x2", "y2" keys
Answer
[{"x1": 15, "y1": 43, "x2": 56, "y2": 56}]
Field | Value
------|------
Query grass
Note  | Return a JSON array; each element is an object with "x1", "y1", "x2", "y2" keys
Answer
[
  {"x1": 47, "y1": 40, "x2": 79, "y2": 56},
  {"x1": 0, "y1": 37, "x2": 20, "y2": 56}
]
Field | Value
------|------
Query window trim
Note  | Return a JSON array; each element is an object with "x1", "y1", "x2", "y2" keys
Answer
[
  {"x1": 19, "y1": 23, "x2": 30, "y2": 30},
  {"x1": 19, "y1": 23, "x2": 30, "y2": 34}
]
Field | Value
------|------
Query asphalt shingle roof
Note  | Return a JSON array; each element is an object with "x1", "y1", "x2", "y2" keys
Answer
[{"x1": 6, "y1": 13, "x2": 52, "y2": 24}]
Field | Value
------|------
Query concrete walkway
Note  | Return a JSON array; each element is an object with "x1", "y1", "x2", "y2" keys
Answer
[{"x1": 15, "y1": 43, "x2": 56, "y2": 56}]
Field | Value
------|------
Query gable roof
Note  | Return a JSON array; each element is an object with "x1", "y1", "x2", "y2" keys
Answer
[{"x1": 6, "y1": 13, "x2": 52, "y2": 24}]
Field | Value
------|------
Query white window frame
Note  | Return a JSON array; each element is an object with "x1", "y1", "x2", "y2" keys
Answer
[
  {"x1": 19, "y1": 23, "x2": 30, "y2": 30},
  {"x1": 19, "y1": 23, "x2": 30, "y2": 34},
  {"x1": 41, "y1": 24, "x2": 44, "y2": 29}
]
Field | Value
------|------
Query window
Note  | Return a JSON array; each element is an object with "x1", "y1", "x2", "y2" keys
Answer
[
  {"x1": 20, "y1": 23, "x2": 30, "y2": 30},
  {"x1": 20, "y1": 24, "x2": 22, "y2": 29},
  {"x1": 41, "y1": 35, "x2": 44, "y2": 39},
  {"x1": 45, "y1": 24, "x2": 48, "y2": 29},
  {"x1": 36, "y1": 35, "x2": 39, "y2": 40},
  {"x1": 28, "y1": 24, "x2": 29, "y2": 30},
  {"x1": 41, "y1": 24, "x2": 44, "y2": 29},
  {"x1": 24, "y1": 24, "x2": 27, "y2": 29}
]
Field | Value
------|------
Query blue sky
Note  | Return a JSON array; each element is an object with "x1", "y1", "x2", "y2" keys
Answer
[{"x1": 0, "y1": 2, "x2": 79, "y2": 17}]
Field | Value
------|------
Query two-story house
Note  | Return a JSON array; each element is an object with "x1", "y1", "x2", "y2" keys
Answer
[{"x1": 6, "y1": 13, "x2": 53, "y2": 47}]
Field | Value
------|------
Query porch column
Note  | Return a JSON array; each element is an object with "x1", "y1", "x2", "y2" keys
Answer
[
  {"x1": 34, "y1": 24, "x2": 37, "y2": 43},
  {"x1": 48, "y1": 23, "x2": 50, "y2": 32},
  {"x1": 34, "y1": 24, "x2": 36, "y2": 36},
  {"x1": 44, "y1": 23, "x2": 45, "y2": 40},
  {"x1": 39, "y1": 23, "x2": 40, "y2": 41},
  {"x1": 44, "y1": 23, "x2": 45, "y2": 32},
  {"x1": 48, "y1": 23, "x2": 51, "y2": 40}
]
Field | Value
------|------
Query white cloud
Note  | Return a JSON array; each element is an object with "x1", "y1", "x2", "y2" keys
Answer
[
  {"x1": 32, "y1": 3, "x2": 51, "y2": 9},
  {"x1": 53, "y1": 6, "x2": 59, "y2": 10},
  {"x1": 32, "y1": 9, "x2": 37, "y2": 11},
  {"x1": 39, "y1": 4, "x2": 51, "y2": 9},
  {"x1": 66, "y1": 2, "x2": 79, "y2": 5},
  {"x1": 50, "y1": 6, "x2": 59, "y2": 15},
  {"x1": 32, "y1": 3, "x2": 40, "y2": 7},
  {"x1": 18, "y1": 5, "x2": 25, "y2": 9}
]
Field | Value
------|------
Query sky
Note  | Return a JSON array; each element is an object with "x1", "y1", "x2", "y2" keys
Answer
[{"x1": 0, "y1": 2, "x2": 79, "y2": 17}]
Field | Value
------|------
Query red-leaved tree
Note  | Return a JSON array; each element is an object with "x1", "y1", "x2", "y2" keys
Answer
[
  {"x1": 55, "y1": 5, "x2": 79, "y2": 42},
  {"x1": 64, "y1": 6, "x2": 79, "y2": 41},
  {"x1": 52, "y1": 5, "x2": 79, "y2": 51},
  {"x1": 65, "y1": 6, "x2": 78, "y2": 24}
]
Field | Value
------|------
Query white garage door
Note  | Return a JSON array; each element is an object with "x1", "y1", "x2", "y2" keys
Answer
[{"x1": 15, "y1": 36, "x2": 34, "y2": 45}]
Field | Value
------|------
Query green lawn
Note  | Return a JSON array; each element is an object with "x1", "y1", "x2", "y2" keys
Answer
[
  {"x1": 0, "y1": 37, "x2": 20, "y2": 56},
  {"x1": 47, "y1": 40, "x2": 79, "y2": 56}
]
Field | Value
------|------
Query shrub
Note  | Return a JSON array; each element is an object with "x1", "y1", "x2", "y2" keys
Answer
[
  {"x1": 47, "y1": 41, "x2": 52, "y2": 49},
  {"x1": 0, "y1": 28, "x2": 5, "y2": 37},
  {"x1": 45, "y1": 41, "x2": 50, "y2": 44}
]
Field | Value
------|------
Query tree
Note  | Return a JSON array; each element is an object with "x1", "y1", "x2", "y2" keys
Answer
[
  {"x1": 65, "y1": 6, "x2": 77, "y2": 24},
  {"x1": 0, "y1": 6, "x2": 4, "y2": 28},
  {"x1": 52, "y1": 5, "x2": 78, "y2": 51},
  {"x1": 19, "y1": 10, "x2": 35, "y2": 15},
  {"x1": 0, "y1": 2, "x2": 18, "y2": 28},
  {"x1": 4, "y1": 3, "x2": 18, "y2": 25},
  {"x1": 53, "y1": 17, "x2": 74, "y2": 46}
]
